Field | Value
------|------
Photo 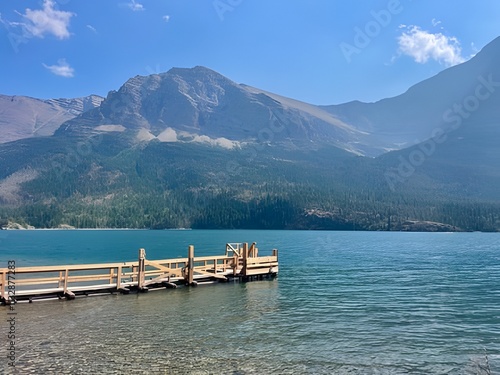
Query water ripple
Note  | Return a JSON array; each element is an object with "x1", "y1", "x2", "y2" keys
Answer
[{"x1": 1, "y1": 231, "x2": 499, "y2": 374}]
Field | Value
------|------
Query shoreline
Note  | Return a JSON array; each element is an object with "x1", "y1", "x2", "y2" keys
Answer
[
  {"x1": 1, "y1": 227, "x2": 191, "y2": 231},
  {"x1": 1, "y1": 227, "x2": 498, "y2": 233}
]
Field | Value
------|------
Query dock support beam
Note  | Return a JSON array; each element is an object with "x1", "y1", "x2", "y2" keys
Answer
[
  {"x1": 0, "y1": 270, "x2": 5, "y2": 301},
  {"x1": 62, "y1": 269, "x2": 75, "y2": 299},
  {"x1": 241, "y1": 242, "x2": 249, "y2": 280},
  {"x1": 0, "y1": 270, "x2": 6, "y2": 305},
  {"x1": 116, "y1": 266, "x2": 122, "y2": 289},
  {"x1": 186, "y1": 245, "x2": 197, "y2": 286},
  {"x1": 249, "y1": 242, "x2": 258, "y2": 257},
  {"x1": 137, "y1": 248, "x2": 148, "y2": 292}
]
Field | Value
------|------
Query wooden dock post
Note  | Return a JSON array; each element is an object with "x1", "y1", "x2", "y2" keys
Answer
[
  {"x1": 116, "y1": 266, "x2": 122, "y2": 289},
  {"x1": 62, "y1": 269, "x2": 76, "y2": 300},
  {"x1": 241, "y1": 242, "x2": 249, "y2": 279},
  {"x1": 186, "y1": 245, "x2": 197, "y2": 286},
  {"x1": 58, "y1": 271, "x2": 64, "y2": 288},
  {"x1": 137, "y1": 248, "x2": 148, "y2": 292},
  {"x1": 0, "y1": 270, "x2": 6, "y2": 303},
  {"x1": 272, "y1": 249, "x2": 279, "y2": 275},
  {"x1": 249, "y1": 242, "x2": 258, "y2": 257}
]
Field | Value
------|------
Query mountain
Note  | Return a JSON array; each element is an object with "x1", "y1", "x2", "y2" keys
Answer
[
  {"x1": 0, "y1": 94, "x2": 104, "y2": 143},
  {"x1": 56, "y1": 66, "x2": 375, "y2": 155},
  {"x1": 0, "y1": 37, "x2": 500, "y2": 231},
  {"x1": 322, "y1": 36, "x2": 500, "y2": 153},
  {"x1": 369, "y1": 37, "x2": 500, "y2": 200}
]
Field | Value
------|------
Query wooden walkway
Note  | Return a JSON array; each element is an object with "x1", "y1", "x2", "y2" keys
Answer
[{"x1": 0, "y1": 242, "x2": 278, "y2": 304}]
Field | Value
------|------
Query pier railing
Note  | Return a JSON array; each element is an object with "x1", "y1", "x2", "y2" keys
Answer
[{"x1": 0, "y1": 242, "x2": 278, "y2": 304}]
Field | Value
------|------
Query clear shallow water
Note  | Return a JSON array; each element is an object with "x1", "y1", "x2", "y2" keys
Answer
[{"x1": 1, "y1": 230, "x2": 499, "y2": 374}]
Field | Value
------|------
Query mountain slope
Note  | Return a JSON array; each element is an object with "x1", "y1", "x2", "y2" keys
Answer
[
  {"x1": 0, "y1": 94, "x2": 104, "y2": 143},
  {"x1": 322, "y1": 36, "x2": 500, "y2": 153}
]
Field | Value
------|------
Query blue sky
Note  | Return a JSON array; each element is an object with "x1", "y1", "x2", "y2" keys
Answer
[{"x1": 1, "y1": 0, "x2": 500, "y2": 105}]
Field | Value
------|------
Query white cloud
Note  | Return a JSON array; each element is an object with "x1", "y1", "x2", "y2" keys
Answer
[
  {"x1": 86, "y1": 24, "x2": 97, "y2": 34},
  {"x1": 127, "y1": 1, "x2": 144, "y2": 12},
  {"x1": 22, "y1": 0, "x2": 74, "y2": 39},
  {"x1": 162, "y1": 15, "x2": 170, "y2": 22},
  {"x1": 398, "y1": 26, "x2": 466, "y2": 67},
  {"x1": 42, "y1": 59, "x2": 74, "y2": 78},
  {"x1": 431, "y1": 18, "x2": 442, "y2": 27}
]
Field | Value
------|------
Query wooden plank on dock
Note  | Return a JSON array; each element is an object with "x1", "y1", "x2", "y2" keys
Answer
[
  {"x1": 11, "y1": 262, "x2": 137, "y2": 273},
  {"x1": 144, "y1": 260, "x2": 175, "y2": 273},
  {"x1": 193, "y1": 269, "x2": 228, "y2": 280}
]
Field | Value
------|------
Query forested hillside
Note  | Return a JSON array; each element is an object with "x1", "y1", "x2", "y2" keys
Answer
[{"x1": 1, "y1": 135, "x2": 498, "y2": 231}]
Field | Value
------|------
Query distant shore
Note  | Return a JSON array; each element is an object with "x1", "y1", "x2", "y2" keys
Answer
[
  {"x1": 1, "y1": 226, "x2": 191, "y2": 231},
  {"x1": 4, "y1": 217, "x2": 500, "y2": 233},
  {"x1": 2, "y1": 222, "x2": 497, "y2": 233}
]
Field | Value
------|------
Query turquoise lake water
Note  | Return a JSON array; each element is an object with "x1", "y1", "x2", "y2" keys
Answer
[{"x1": 0, "y1": 230, "x2": 499, "y2": 374}]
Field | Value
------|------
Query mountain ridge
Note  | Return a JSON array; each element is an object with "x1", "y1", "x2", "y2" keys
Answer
[
  {"x1": 56, "y1": 65, "x2": 374, "y2": 155},
  {"x1": 0, "y1": 94, "x2": 104, "y2": 143},
  {"x1": 321, "y1": 36, "x2": 500, "y2": 150}
]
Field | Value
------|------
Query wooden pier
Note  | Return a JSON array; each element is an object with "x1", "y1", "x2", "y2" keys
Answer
[{"x1": 0, "y1": 242, "x2": 278, "y2": 304}]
